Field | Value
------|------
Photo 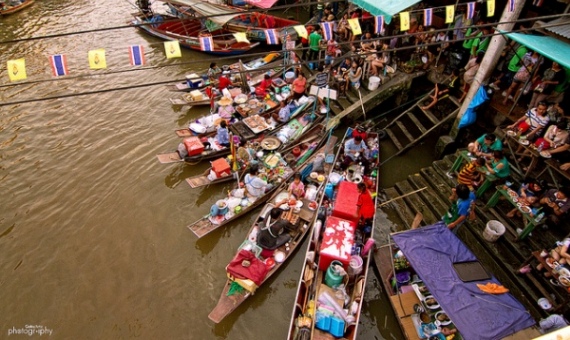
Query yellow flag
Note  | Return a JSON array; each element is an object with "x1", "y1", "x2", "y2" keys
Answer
[
  {"x1": 400, "y1": 12, "x2": 410, "y2": 31},
  {"x1": 7, "y1": 59, "x2": 27, "y2": 81},
  {"x1": 233, "y1": 32, "x2": 250, "y2": 43},
  {"x1": 88, "y1": 49, "x2": 107, "y2": 69},
  {"x1": 294, "y1": 25, "x2": 308, "y2": 39},
  {"x1": 348, "y1": 18, "x2": 362, "y2": 36},
  {"x1": 164, "y1": 41, "x2": 181, "y2": 59},
  {"x1": 487, "y1": 0, "x2": 495, "y2": 17},
  {"x1": 446, "y1": 5, "x2": 455, "y2": 24}
]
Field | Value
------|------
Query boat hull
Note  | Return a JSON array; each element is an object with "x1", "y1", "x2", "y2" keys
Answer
[{"x1": 0, "y1": 0, "x2": 34, "y2": 15}]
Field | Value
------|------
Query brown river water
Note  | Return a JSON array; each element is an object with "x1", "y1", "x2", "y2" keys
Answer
[{"x1": 0, "y1": 1, "x2": 421, "y2": 338}]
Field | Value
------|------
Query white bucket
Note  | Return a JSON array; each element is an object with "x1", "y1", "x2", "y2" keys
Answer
[
  {"x1": 348, "y1": 255, "x2": 363, "y2": 278},
  {"x1": 285, "y1": 71, "x2": 295, "y2": 83},
  {"x1": 368, "y1": 76, "x2": 381, "y2": 91},
  {"x1": 483, "y1": 220, "x2": 506, "y2": 242}
]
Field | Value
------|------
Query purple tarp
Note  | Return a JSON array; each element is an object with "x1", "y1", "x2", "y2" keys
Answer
[{"x1": 392, "y1": 223, "x2": 535, "y2": 340}]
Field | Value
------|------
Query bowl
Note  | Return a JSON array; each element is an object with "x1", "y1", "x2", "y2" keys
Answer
[
  {"x1": 274, "y1": 251, "x2": 286, "y2": 263},
  {"x1": 317, "y1": 175, "x2": 325, "y2": 182},
  {"x1": 423, "y1": 295, "x2": 440, "y2": 310},
  {"x1": 310, "y1": 172, "x2": 318, "y2": 179},
  {"x1": 434, "y1": 311, "x2": 451, "y2": 326},
  {"x1": 537, "y1": 297, "x2": 552, "y2": 310},
  {"x1": 308, "y1": 201, "x2": 318, "y2": 211},
  {"x1": 559, "y1": 276, "x2": 570, "y2": 287}
]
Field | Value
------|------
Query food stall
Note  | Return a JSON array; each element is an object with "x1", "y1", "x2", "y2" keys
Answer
[{"x1": 375, "y1": 223, "x2": 537, "y2": 340}]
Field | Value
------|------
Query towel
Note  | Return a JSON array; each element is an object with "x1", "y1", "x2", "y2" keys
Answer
[{"x1": 477, "y1": 282, "x2": 509, "y2": 294}]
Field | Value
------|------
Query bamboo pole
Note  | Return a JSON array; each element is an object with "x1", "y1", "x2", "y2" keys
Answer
[{"x1": 377, "y1": 187, "x2": 427, "y2": 207}]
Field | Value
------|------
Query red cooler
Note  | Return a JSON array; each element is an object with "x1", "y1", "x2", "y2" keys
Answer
[
  {"x1": 183, "y1": 137, "x2": 204, "y2": 156},
  {"x1": 212, "y1": 158, "x2": 231, "y2": 177},
  {"x1": 331, "y1": 181, "x2": 360, "y2": 223},
  {"x1": 318, "y1": 216, "x2": 356, "y2": 271}
]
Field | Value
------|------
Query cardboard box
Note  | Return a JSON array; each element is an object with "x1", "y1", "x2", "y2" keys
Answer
[{"x1": 189, "y1": 90, "x2": 203, "y2": 101}]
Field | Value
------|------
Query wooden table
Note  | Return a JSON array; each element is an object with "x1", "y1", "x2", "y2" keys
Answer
[
  {"x1": 502, "y1": 132, "x2": 541, "y2": 178},
  {"x1": 485, "y1": 186, "x2": 544, "y2": 240},
  {"x1": 449, "y1": 150, "x2": 498, "y2": 197}
]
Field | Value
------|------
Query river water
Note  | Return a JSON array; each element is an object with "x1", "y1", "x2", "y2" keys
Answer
[{"x1": 0, "y1": 1, "x2": 413, "y2": 338}]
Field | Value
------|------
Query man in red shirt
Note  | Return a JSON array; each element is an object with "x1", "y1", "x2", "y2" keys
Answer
[{"x1": 218, "y1": 71, "x2": 234, "y2": 91}]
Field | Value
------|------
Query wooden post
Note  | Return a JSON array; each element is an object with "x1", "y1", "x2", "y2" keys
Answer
[{"x1": 451, "y1": 0, "x2": 527, "y2": 138}]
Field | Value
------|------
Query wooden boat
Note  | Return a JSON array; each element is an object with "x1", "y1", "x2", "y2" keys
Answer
[
  {"x1": 169, "y1": 87, "x2": 217, "y2": 107},
  {"x1": 0, "y1": 0, "x2": 34, "y2": 16},
  {"x1": 132, "y1": 14, "x2": 260, "y2": 56},
  {"x1": 186, "y1": 123, "x2": 329, "y2": 239},
  {"x1": 156, "y1": 96, "x2": 315, "y2": 164},
  {"x1": 287, "y1": 127, "x2": 381, "y2": 340},
  {"x1": 207, "y1": 135, "x2": 338, "y2": 323}
]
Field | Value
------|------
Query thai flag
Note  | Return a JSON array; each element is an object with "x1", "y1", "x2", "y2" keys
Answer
[
  {"x1": 321, "y1": 22, "x2": 333, "y2": 41},
  {"x1": 49, "y1": 54, "x2": 68, "y2": 77},
  {"x1": 508, "y1": 0, "x2": 515, "y2": 12},
  {"x1": 200, "y1": 36, "x2": 214, "y2": 51},
  {"x1": 129, "y1": 45, "x2": 145, "y2": 66},
  {"x1": 265, "y1": 29, "x2": 279, "y2": 44},
  {"x1": 423, "y1": 8, "x2": 432, "y2": 27},
  {"x1": 467, "y1": 2, "x2": 476, "y2": 19},
  {"x1": 374, "y1": 16, "x2": 384, "y2": 35}
]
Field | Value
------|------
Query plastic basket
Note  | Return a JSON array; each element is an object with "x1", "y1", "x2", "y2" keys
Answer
[{"x1": 239, "y1": 240, "x2": 262, "y2": 258}]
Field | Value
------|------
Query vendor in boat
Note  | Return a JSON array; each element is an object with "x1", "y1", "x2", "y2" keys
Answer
[
  {"x1": 341, "y1": 135, "x2": 369, "y2": 172},
  {"x1": 272, "y1": 100, "x2": 291, "y2": 123},
  {"x1": 257, "y1": 207, "x2": 291, "y2": 250},
  {"x1": 207, "y1": 62, "x2": 221, "y2": 82},
  {"x1": 217, "y1": 97, "x2": 235, "y2": 119},
  {"x1": 292, "y1": 72, "x2": 307, "y2": 100},
  {"x1": 218, "y1": 71, "x2": 234, "y2": 92},
  {"x1": 288, "y1": 173, "x2": 305, "y2": 198},
  {"x1": 216, "y1": 120, "x2": 230, "y2": 148},
  {"x1": 244, "y1": 164, "x2": 268, "y2": 199},
  {"x1": 356, "y1": 182, "x2": 375, "y2": 227},
  {"x1": 255, "y1": 74, "x2": 275, "y2": 97}
]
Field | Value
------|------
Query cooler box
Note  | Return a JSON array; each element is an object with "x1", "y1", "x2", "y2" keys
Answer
[
  {"x1": 331, "y1": 181, "x2": 360, "y2": 223},
  {"x1": 186, "y1": 73, "x2": 201, "y2": 88},
  {"x1": 212, "y1": 158, "x2": 231, "y2": 177},
  {"x1": 318, "y1": 216, "x2": 356, "y2": 271},
  {"x1": 183, "y1": 136, "x2": 204, "y2": 156},
  {"x1": 189, "y1": 90, "x2": 204, "y2": 101}
]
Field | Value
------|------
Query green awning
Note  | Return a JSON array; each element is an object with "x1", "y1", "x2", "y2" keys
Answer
[
  {"x1": 504, "y1": 32, "x2": 570, "y2": 69},
  {"x1": 349, "y1": 0, "x2": 421, "y2": 24}
]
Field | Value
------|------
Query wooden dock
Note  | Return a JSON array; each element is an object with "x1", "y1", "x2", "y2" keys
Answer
[{"x1": 376, "y1": 150, "x2": 570, "y2": 322}]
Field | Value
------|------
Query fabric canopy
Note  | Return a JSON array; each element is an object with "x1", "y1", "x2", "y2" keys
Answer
[
  {"x1": 166, "y1": 0, "x2": 239, "y2": 26},
  {"x1": 392, "y1": 223, "x2": 535, "y2": 340},
  {"x1": 504, "y1": 32, "x2": 570, "y2": 70},
  {"x1": 243, "y1": 0, "x2": 278, "y2": 9},
  {"x1": 349, "y1": 0, "x2": 420, "y2": 24}
]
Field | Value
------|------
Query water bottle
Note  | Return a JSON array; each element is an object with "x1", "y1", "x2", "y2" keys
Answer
[
  {"x1": 537, "y1": 143, "x2": 544, "y2": 152},
  {"x1": 535, "y1": 212, "x2": 545, "y2": 223}
]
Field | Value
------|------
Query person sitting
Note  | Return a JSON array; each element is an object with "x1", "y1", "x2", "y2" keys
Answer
[
  {"x1": 443, "y1": 184, "x2": 476, "y2": 234},
  {"x1": 216, "y1": 97, "x2": 235, "y2": 119},
  {"x1": 369, "y1": 52, "x2": 385, "y2": 77},
  {"x1": 207, "y1": 62, "x2": 221, "y2": 82},
  {"x1": 518, "y1": 121, "x2": 569, "y2": 163},
  {"x1": 288, "y1": 173, "x2": 305, "y2": 198},
  {"x1": 244, "y1": 164, "x2": 268, "y2": 199},
  {"x1": 420, "y1": 83, "x2": 449, "y2": 111},
  {"x1": 218, "y1": 71, "x2": 234, "y2": 91},
  {"x1": 505, "y1": 194, "x2": 539, "y2": 219},
  {"x1": 341, "y1": 135, "x2": 368, "y2": 171},
  {"x1": 346, "y1": 61, "x2": 362, "y2": 91},
  {"x1": 527, "y1": 237, "x2": 570, "y2": 278},
  {"x1": 456, "y1": 157, "x2": 485, "y2": 191},
  {"x1": 467, "y1": 133, "x2": 503, "y2": 159},
  {"x1": 272, "y1": 100, "x2": 291, "y2": 123},
  {"x1": 507, "y1": 101, "x2": 550, "y2": 140},
  {"x1": 216, "y1": 120, "x2": 230, "y2": 148},
  {"x1": 539, "y1": 187, "x2": 570, "y2": 228},
  {"x1": 356, "y1": 182, "x2": 375, "y2": 226},
  {"x1": 255, "y1": 74, "x2": 275, "y2": 97},
  {"x1": 257, "y1": 208, "x2": 291, "y2": 250},
  {"x1": 292, "y1": 72, "x2": 307, "y2": 100},
  {"x1": 484, "y1": 150, "x2": 510, "y2": 180}
]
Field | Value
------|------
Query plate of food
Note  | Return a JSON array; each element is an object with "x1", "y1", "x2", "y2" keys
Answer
[
  {"x1": 519, "y1": 139, "x2": 530, "y2": 146},
  {"x1": 559, "y1": 276, "x2": 570, "y2": 287},
  {"x1": 423, "y1": 295, "x2": 440, "y2": 310},
  {"x1": 434, "y1": 311, "x2": 452, "y2": 326},
  {"x1": 558, "y1": 267, "x2": 570, "y2": 277},
  {"x1": 540, "y1": 151, "x2": 552, "y2": 158},
  {"x1": 506, "y1": 130, "x2": 517, "y2": 137},
  {"x1": 512, "y1": 197, "x2": 519, "y2": 203},
  {"x1": 507, "y1": 190, "x2": 518, "y2": 198},
  {"x1": 546, "y1": 257, "x2": 558, "y2": 269},
  {"x1": 308, "y1": 201, "x2": 318, "y2": 211},
  {"x1": 520, "y1": 205, "x2": 532, "y2": 214}
]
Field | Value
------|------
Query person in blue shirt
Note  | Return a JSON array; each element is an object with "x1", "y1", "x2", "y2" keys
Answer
[
  {"x1": 272, "y1": 100, "x2": 291, "y2": 123},
  {"x1": 216, "y1": 120, "x2": 230, "y2": 147},
  {"x1": 341, "y1": 135, "x2": 369, "y2": 172},
  {"x1": 443, "y1": 184, "x2": 476, "y2": 234}
]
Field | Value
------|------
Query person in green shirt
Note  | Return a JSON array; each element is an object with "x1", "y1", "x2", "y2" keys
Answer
[
  {"x1": 468, "y1": 133, "x2": 503, "y2": 158},
  {"x1": 489, "y1": 45, "x2": 528, "y2": 91},
  {"x1": 307, "y1": 26, "x2": 322, "y2": 69},
  {"x1": 471, "y1": 26, "x2": 491, "y2": 57},
  {"x1": 485, "y1": 150, "x2": 510, "y2": 179}
]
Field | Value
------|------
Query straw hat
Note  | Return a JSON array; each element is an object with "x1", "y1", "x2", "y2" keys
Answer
[{"x1": 218, "y1": 97, "x2": 233, "y2": 106}]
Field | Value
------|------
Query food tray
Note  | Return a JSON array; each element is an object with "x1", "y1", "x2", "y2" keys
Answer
[
  {"x1": 243, "y1": 115, "x2": 270, "y2": 134},
  {"x1": 453, "y1": 261, "x2": 491, "y2": 282}
]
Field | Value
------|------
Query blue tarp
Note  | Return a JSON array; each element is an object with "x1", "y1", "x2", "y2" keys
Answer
[
  {"x1": 458, "y1": 86, "x2": 489, "y2": 129},
  {"x1": 392, "y1": 223, "x2": 535, "y2": 340}
]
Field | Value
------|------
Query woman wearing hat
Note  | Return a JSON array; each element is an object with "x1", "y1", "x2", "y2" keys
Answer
[{"x1": 217, "y1": 97, "x2": 235, "y2": 119}]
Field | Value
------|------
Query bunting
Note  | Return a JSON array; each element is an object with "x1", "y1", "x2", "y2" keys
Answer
[
  {"x1": 508, "y1": 0, "x2": 515, "y2": 12},
  {"x1": 129, "y1": 45, "x2": 145, "y2": 66},
  {"x1": 7, "y1": 59, "x2": 27, "y2": 81},
  {"x1": 445, "y1": 5, "x2": 455, "y2": 24},
  {"x1": 423, "y1": 8, "x2": 432, "y2": 27},
  {"x1": 49, "y1": 54, "x2": 68, "y2": 77},
  {"x1": 347, "y1": 18, "x2": 361, "y2": 36},
  {"x1": 232, "y1": 32, "x2": 250, "y2": 43},
  {"x1": 374, "y1": 16, "x2": 384, "y2": 35},
  {"x1": 487, "y1": 0, "x2": 495, "y2": 16},
  {"x1": 88, "y1": 49, "x2": 107, "y2": 69},
  {"x1": 293, "y1": 25, "x2": 308, "y2": 39},
  {"x1": 164, "y1": 41, "x2": 182, "y2": 58},
  {"x1": 467, "y1": 2, "x2": 476, "y2": 20},
  {"x1": 265, "y1": 29, "x2": 279, "y2": 44},
  {"x1": 321, "y1": 22, "x2": 333, "y2": 41},
  {"x1": 400, "y1": 12, "x2": 410, "y2": 31}
]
